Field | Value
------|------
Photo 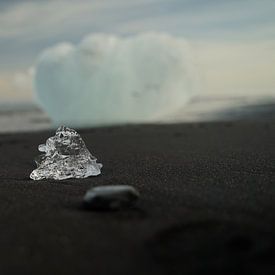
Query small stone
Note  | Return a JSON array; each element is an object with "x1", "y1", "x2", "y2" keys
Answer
[
  {"x1": 83, "y1": 185, "x2": 139, "y2": 210},
  {"x1": 30, "y1": 126, "x2": 102, "y2": 180}
]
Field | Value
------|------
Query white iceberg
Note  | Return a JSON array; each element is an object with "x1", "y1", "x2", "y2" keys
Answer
[{"x1": 35, "y1": 32, "x2": 197, "y2": 126}]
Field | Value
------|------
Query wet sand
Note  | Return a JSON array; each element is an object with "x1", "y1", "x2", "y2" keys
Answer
[{"x1": 0, "y1": 121, "x2": 274, "y2": 274}]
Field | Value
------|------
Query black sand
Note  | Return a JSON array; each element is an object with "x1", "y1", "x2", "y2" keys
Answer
[{"x1": 0, "y1": 122, "x2": 274, "y2": 275}]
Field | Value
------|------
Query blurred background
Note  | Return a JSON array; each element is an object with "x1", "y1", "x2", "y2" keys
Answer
[{"x1": 0, "y1": 0, "x2": 274, "y2": 133}]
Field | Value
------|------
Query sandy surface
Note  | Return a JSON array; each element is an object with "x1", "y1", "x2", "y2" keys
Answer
[{"x1": 0, "y1": 122, "x2": 274, "y2": 274}]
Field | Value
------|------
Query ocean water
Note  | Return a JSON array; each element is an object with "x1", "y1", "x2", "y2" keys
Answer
[
  {"x1": 0, "y1": 102, "x2": 51, "y2": 133},
  {"x1": 166, "y1": 95, "x2": 275, "y2": 122},
  {"x1": 0, "y1": 95, "x2": 274, "y2": 134}
]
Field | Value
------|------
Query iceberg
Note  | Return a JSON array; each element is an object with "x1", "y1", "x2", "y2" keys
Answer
[{"x1": 35, "y1": 32, "x2": 197, "y2": 126}]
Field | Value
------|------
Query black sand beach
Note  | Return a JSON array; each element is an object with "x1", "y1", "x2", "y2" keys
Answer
[{"x1": 0, "y1": 121, "x2": 275, "y2": 275}]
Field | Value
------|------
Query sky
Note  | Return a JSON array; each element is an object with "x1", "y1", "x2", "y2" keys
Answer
[{"x1": 0, "y1": 0, "x2": 274, "y2": 101}]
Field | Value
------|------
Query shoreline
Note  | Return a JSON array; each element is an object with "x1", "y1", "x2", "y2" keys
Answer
[
  {"x1": 1, "y1": 95, "x2": 275, "y2": 134},
  {"x1": 0, "y1": 121, "x2": 274, "y2": 274}
]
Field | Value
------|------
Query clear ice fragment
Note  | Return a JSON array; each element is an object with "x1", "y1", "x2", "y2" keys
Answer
[{"x1": 30, "y1": 126, "x2": 102, "y2": 180}]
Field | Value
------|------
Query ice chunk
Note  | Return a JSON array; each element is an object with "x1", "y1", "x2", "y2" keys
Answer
[
  {"x1": 30, "y1": 126, "x2": 102, "y2": 180},
  {"x1": 35, "y1": 33, "x2": 197, "y2": 127}
]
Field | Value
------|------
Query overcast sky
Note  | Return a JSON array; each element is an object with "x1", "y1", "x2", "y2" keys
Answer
[{"x1": 0, "y1": 0, "x2": 274, "y2": 100}]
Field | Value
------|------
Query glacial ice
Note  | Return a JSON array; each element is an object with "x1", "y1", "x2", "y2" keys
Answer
[
  {"x1": 30, "y1": 126, "x2": 102, "y2": 180},
  {"x1": 35, "y1": 32, "x2": 197, "y2": 127}
]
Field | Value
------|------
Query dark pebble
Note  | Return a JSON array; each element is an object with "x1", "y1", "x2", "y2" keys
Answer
[{"x1": 83, "y1": 185, "x2": 139, "y2": 210}]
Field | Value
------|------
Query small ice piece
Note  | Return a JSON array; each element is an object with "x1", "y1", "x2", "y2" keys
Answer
[
  {"x1": 83, "y1": 185, "x2": 139, "y2": 210},
  {"x1": 30, "y1": 126, "x2": 102, "y2": 180}
]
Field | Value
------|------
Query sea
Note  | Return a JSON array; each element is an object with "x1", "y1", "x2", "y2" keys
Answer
[{"x1": 0, "y1": 95, "x2": 275, "y2": 134}]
